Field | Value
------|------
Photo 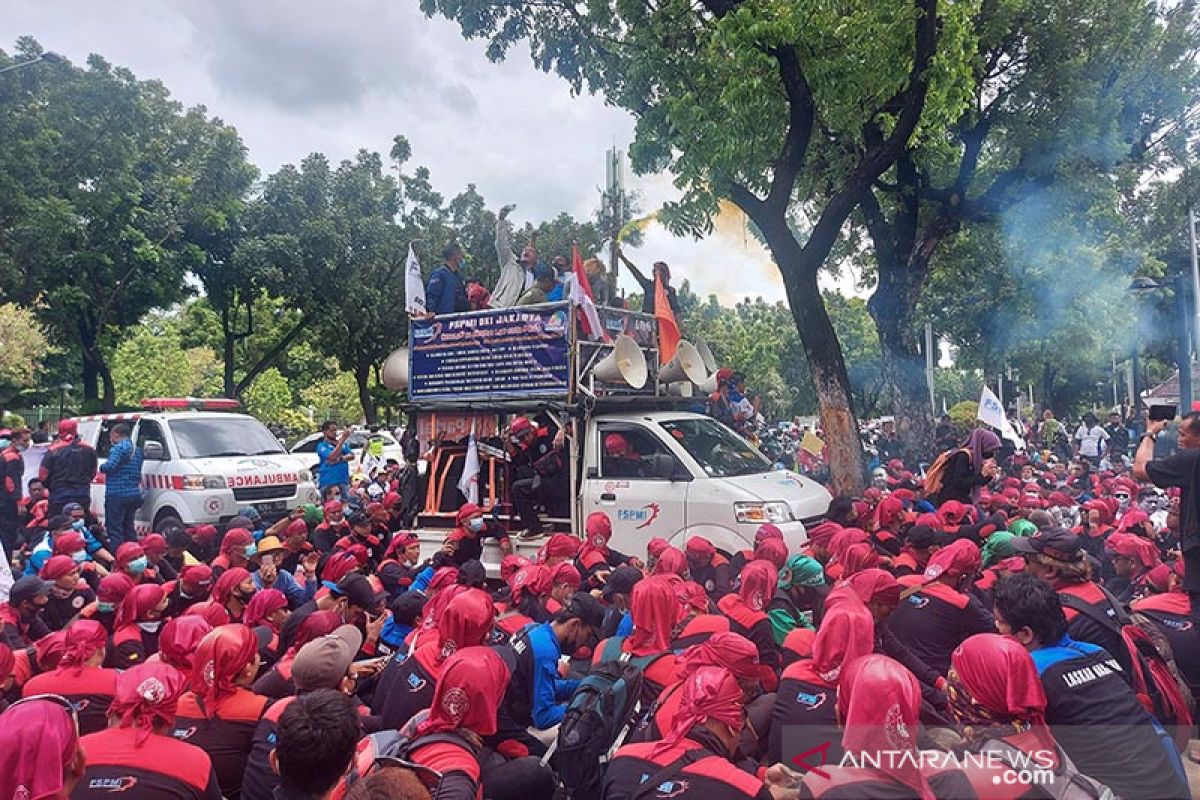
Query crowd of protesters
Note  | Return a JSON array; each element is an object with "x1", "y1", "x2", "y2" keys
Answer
[{"x1": 0, "y1": 405, "x2": 1199, "y2": 800}]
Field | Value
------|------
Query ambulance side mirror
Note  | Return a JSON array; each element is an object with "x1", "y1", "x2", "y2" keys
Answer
[{"x1": 143, "y1": 441, "x2": 165, "y2": 461}]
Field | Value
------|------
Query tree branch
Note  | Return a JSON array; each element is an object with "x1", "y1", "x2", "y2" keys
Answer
[
  {"x1": 233, "y1": 315, "x2": 309, "y2": 396},
  {"x1": 763, "y1": 45, "x2": 816, "y2": 214}
]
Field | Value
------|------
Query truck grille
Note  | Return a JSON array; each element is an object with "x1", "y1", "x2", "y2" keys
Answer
[{"x1": 233, "y1": 484, "x2": 296, "y2": 502}]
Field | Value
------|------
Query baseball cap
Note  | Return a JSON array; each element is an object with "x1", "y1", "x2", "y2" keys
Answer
[
  {"x1": 292, "y1": 625, "x2": 364, "y2": 691},
  {"x1": 601, "y1": 565, "x2": 643, "y2": 599},
  {"x1": 334, "y1": 573, "x2": 386, "y2": 610},
  {"x1": 10, "y1": 575, "x2": 53, "y2": 606},
  {"x1": 46, "y1": 514, "x2": 73, "y2": 532},
  {"x1": 1010, "y1": 527, "x2": 1082, "y2": 562},
  {"x1": 905, "y1": 525, "x2": 948, "y2": 549},
  {"x1": 563, "y1": 591, "x2": 606, "y2": 631}
]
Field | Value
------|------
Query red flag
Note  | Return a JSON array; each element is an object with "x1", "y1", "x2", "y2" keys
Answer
[
  {"x1": 571, "y1": 244, "x2": 607, "y2": 341},
  {"x1": 655, "y1": 273, "x2": 680, "y2": 365}
]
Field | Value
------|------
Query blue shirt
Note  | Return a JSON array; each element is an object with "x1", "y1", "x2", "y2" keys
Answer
[
  {"x1": 426, "y1": 264, "x2": 467, "y2": 315},
  {"x1": 253, "y1": 567, "x2": 316, "y2": 607},
  {"x1": 99, "y1": 438, "x2": 143, "y2": 497},
  {"x1": 315, "y1": 440, "x2": 352, "y2": 489},
  {"x1": 524, "y1": 622, "x2": 580, "y2": 729},
  {"x1": 26, "y1": 526, "x2": 103, "y2": 576}
]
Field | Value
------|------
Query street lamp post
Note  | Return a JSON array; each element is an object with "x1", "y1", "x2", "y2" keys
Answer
[
  {"x1": 57, "y1": 383, "x2": 73, "y2": 421},
  {"x1": 0, "y1": 51, "x2": 64, "y2": 75},
  {"x1": 1128, "y1": 277, "x2": 1159, "y2": 423}
]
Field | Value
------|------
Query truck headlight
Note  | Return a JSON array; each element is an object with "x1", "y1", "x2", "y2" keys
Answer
[{"x1": 734, "y1": 501, "x2": 794, "y2": 524}]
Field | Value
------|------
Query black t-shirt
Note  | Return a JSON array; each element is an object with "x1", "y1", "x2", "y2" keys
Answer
[
  {"x1": 768, "y1": 672, "x2": 842, "y2": 766},
  {"x1": 885, "y1": 584, "x2": 994, "y2": 677},
  {"x1": 1146, "y1": 448, "x2": 1200, "y2": 550}
]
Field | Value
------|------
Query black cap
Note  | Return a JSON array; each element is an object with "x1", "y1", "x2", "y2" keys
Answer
[
  {"x1": 376, "y1": 562, "x2": 405, "y2": 595},
  {"x1": 390, "y1": 591, "x2": 428, "y2": 627},
  {"x1": 1011, "y1": 526, "x2": 1082, "y2": 562},
  {"x1": 46, "y1": 514, "x2": 72, "y2": 532},
  {"x1": 347, "y1": 510, "x2": 370, "y2": 528},
  {"x1": 10, "y1": 575, "x2": 53, "y2": 606},
  {"x1": 601, "y1": 565, "x2": 643, "y2": 599},
  {"x1": 334, "y1": 573, "x2": 386, "y2": 611},
  {"x1": 457, "y1": 559, "x2": 486, "y2": 589},
  {"x1": 905, "y1": 525, "x2": 948, "y2": 549},
  {"x1": 563, "y1": 591, "x2": 606, "y2": 630}
]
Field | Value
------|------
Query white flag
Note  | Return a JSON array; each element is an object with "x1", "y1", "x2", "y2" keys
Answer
[
  {"x1": 978, "y1": 386, "x2": 1026, "y2": 449},
  {"x1": 404, "y1": 244, "x2": 426, "y2": 316},
  {"x1": 457, "y1": 420, "x2": 480, "y2": 505}
]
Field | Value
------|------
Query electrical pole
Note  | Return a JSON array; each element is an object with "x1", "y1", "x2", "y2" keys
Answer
[
  {"x1": 605, "y1": 148, "x2": 624, "y2": 284},
  {"x1": 924, "y1": 321, "x2": 936, "y2": 413}
]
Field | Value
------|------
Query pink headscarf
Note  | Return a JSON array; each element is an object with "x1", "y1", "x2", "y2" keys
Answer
[
  {"x1": 651, "y1": 666, "x2": 744, "y2": 756},
  {"x1": 244, "y1": 588, "x2": 288, "y2": 632},
  {"x1": 0, "y1": 698, "x2": 80, "y2": 800},
  {"x1": 110, "y1": 662, "x2": 187, "y2": 745},
  {"x1": 625, "y1": 574, "x2": 682, "y2": 656}
]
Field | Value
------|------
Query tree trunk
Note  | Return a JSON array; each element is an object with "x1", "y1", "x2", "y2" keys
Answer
[
  {"x1": 221, "y1": 305, "x2": 236, "y2": 398},
  {"x1": 81, "y1": 356, "x2": 99, "y2": 404},
  {"x1": 78, "y1": 321, "x2": 100, "y2": 405},
  {"x1": 355, "y1": 360, "x2": 376, "y2": 425},
  {"x1": 756, "y1": 216, "x2": 865, "y2": 495},
  {"x1": 98, "y1": 356, "x2": 115, "y2": 412}
]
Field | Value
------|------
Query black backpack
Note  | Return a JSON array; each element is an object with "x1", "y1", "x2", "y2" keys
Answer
[
  {"x1": 552, "y1": 636, "x2": 665, "y2": 800},
  {"x1": 342, "y1": 725, "x2": 480, "y2": 796}
]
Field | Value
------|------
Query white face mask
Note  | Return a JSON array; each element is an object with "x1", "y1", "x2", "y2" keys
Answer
[{"x1": 137, "y1": 620, "x2": 162, "y2": 634}]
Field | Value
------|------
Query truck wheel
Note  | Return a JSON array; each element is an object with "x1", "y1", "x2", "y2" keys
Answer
[{"x1": 154, "y1": 511, "x2": 186, "y2": 539}]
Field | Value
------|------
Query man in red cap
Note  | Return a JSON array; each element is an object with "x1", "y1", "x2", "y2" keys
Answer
[
  {"x1": 38, "y1": 418, "x2": 97, "y2": 517},
  {"x1": 507, "y1": 416, "x2": 568, "y2": 538},
  {"x1": 601, "y1": 432, "x2": 645, "y2": 478},
  {"x1": 442, "y1": 502, "x2": 511, "y2": 566},
  {"x1": 685, "y1": 536, "x2": 733, "y2": 600},
  {"x1": 164, "y1": 564, "x2": 213, "y2": 618}
]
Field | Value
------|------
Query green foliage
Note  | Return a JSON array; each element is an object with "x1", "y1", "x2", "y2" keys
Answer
[
  {"x1": 0, "y1": 303, "x2": 53, "y2": 394},
  {"x1": 110, "y1": 323, "x2": 218, "y2": 407},
  {"x1": 300, "y1": 372, "x2": 361, "y2": 424},
  {"x1": 244, "y1": 367, "x2": 293, "y2": 423},
  {"x1": 948, "y1": 400, "x2": 980, "y2": 433}
]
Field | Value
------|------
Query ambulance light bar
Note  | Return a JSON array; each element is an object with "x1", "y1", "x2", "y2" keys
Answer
[{"x1": 140, "y1": 397, "x2": 241, "y2": 411}]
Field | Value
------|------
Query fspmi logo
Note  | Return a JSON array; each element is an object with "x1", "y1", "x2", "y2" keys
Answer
[
  {"x1": 87, "y1": 777, "x2": 138, "y2": 793},
  {"x1": 638, "y1": 776, "x2": 690, "y2": 798},
  {"x1": 796, "y1": 691, "x2": 827, "y2": 709},
  {"x1": 617, "y1": 503, "x2": 660, "y2": 530}
]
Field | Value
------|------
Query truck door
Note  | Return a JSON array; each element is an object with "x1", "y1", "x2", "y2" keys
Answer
[{"x1": 586, "y1": 422, "x2": 690, "y2": 553}]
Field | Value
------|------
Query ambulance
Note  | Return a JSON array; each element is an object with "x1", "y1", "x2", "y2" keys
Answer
[{"x1": 72, "y1": 398, "x2": 320, "y2": 537}]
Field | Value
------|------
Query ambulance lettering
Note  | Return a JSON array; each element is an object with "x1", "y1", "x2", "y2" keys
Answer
[{"x1": 227, "y1": 473, "x2": 296, "y2": 488}]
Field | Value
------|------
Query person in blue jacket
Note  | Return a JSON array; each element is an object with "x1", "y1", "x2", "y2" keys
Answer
[
  {"x1": 492, "y1": 591, "x2": 605, "y2": 756},
  {"x1": 426, "y1": 242, "x2": 468, "y2": 315}
]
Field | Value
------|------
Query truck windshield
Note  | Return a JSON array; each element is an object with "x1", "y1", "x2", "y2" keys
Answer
[
  {"x1": 169, "y1": 418, "x2": 287, "y2": 459},
  {"x1": 659, "y1": 418, "x2": 771, "y2": 477}
]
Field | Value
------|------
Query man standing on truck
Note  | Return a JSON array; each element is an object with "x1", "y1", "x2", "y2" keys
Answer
[
  {"x1": 508, "y1": 417, "x2": 568, "y2": 539},
  {"x1": 99, "y1": 423, "x2": 143, "y2": 548},
  {"x1": 39, "y1": 418, "x2": 97, "y2": 517},
  {"x1": 491, "y1": 204, "x2": 539, "y2": 308},
  {"x1": 316, "y1": 421, "x2": 353, "y2": 502},
  {"x1": 425, "y1": 242, "x2": 469, "y2": 315}
]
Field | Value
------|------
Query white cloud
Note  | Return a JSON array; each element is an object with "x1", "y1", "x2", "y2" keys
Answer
[{"x1": 2, "y1": 0, "x2": 865, "y2": 303}]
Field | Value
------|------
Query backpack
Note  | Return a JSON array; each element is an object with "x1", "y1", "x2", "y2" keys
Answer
[
  {"x1": 1059, "y1": 585, "x2": 1195, "y2": 749},
  {"x1": 980, "y1": 738, "x2": 1114, "y2": 800},
  {"x1": 923, "y1": 448, "x2": 967, "y2": 499},
  {"x1": 552, "y1": 636, "x2": 666, "y2": 800},
  {"x1": 341, "y1": 725, "x2": 480, "y2": 798}
]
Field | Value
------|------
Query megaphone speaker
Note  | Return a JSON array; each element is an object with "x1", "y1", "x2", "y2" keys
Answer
[
  {"x1": 381, "y1": 347, "x2": 410, "y2": 391},
  {"x1": 593, "y1": 334, "x2": 648, "y2": 389},
  {"x1": 695, "y1": 338, "x2": 719, "y2": 373},
  {"x1": 658, "y1": 340, "x2": 709, "y2": 385}
]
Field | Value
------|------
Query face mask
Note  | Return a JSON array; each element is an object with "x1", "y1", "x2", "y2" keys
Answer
[
  {"x1": 71, "y1": 520, "x2": 86, "y2": 532},
  {"x1": 98, "y1": 601, "x2": 116, "y2": 614},
  {"x1": 244, "y1": 543, "x2": 258, "y2": 558},
  {"x1": 71, "y1": 550, "x2": 88, "y2": 564},
  {"x1": 127, "y1": 556, "x2": 149, "y2": 574},
  {"x1": 0, "y1": 438, "x2": 9, "y2": 449},
  {"x1": 235, "y1": 587, "x2": 256, "y2": 602},
  {"x1": 137, "y1": 620, "x2": 162, "y2": 634},
  {"x1": 467, "y1": 517, "x2": 485, "y2": 533}
]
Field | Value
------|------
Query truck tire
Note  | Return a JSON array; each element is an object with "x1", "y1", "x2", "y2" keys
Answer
[{"x1": 153, "y1": 510, "x2": 186, "y2": 540}]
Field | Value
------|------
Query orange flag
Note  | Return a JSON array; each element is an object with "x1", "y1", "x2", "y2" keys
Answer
[{"x1": 655, "y1": 274, "x2": 680, "y2": 365}]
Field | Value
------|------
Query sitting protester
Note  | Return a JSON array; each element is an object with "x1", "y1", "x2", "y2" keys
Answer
[{"x1": 23, "y1": 618, "x2": 116, "y2": 734}]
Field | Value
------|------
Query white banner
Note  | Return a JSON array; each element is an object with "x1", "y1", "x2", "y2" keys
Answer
[
  {"x1": 979, "y1": 386, "x2": 1026, "y2": 449},
  {"x1": 404, "y1": 244, "x2": 426, "y2": 316}
]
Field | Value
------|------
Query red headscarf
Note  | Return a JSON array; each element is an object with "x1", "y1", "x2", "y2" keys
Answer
[
  {"x1": 500, "y1": 554, "x2": 530, "y2": 582},
  {"x1": 755, "y1": 523, "x2": 784, "y2": 547},
  {"x1": 754, "y1": 538, "x2": 788, "y2": 570},
  {"x1": 192, "y1": 624, "x2": 259, "y2": 711},
  {"x1": 185, "y1": 602, "x2": 231, "y2": 628},
  {"x1": 323, "y1": 500, "x2": 343, "y2": 521},
  {"x1": 114, "y1": 542, "x2": 145, "y2": 573},
  {"x1": 220, "y1": 528, "x2": 254, "y2": 557},
  {"x1": 580, "y1": 512, "x2": 613, "y2": 567},
  {"x1": 158, "y1": 616, "x2": 212, "y2": 673},
  {"x1": 676, "y1": 581, "x2": 710, "y2": 614},
  {"x1": 115, "y1": 583, "x2": 165, "y2": 629},
  {"x1": 509, "y1": 564, "x2": 552, "y2": 604},
  {"x1": 684, "y1": 536, "x2": 716, "y2": 560},
  {"x1": 551, "y1": 562, "x2": 581, "y2": 589},
  {"x1": 1106, "y1": 532, "x2": 1160, "y2": 570},
  {"x1": 828, "y1": 528, "x2": 870, "y2": 566},
  {"x1": 923, "y1": 538, "x2": 981, "y2": 584},
  {"x1": 0, "y1": 697, "x2": 80, "y2": 800},
  {"x1": 1117, "y1": 508, "x2": 1152, "y2": 534},
  {"x1": 652, "y1": 666, "x2": 744, "y2": 756},
  {"x1": 937, "y1": 500, "x2": 968, "y2": 529},
  {"x1": 626, "y1": 574, "x2": 682, "y2": 656},
  {"x1": 98, "y1": 572, "x2": 136, "y2": 607},
  {"x1": 874, "y1": 495, "x2": 905, "y2": 531},
  {"x1": 34, "y1": 631, "x2": 68, "y2": 672},
  {"x1": 737, "y1": 559, "x2": 776, "y2": 612},
  {"x1": 416, "y1": 646, "x2": 509, "y2": 736},
  {"x1": 806, "y1": 521, "x2": 842, "y2": 550},
  {"x1": 427, "y1": 566, "x2": 459, "y2": 594},
  {"x1": 140, "y1": 533, "x2": 168, "y2": 557},
  {"x1": 110, "y1": 662, "x2": 187, "y2": 744},
  {"x1": 795, "y1": 600, "x2": 874, "y2": 686},
  {"x1": 838, "y1": 654, "x2": 934, "y2": 800},
  {"x1": 538, "y1": 532, "x2": 580, "y2": 562},
  {"x1": 648, "y1": 537, "x2": 671, "y2": 559},
  {"x1": 321, "y1": 551, "x2": 361, "y2": 584},
  {"x1": 56, "y1": 418, "x2": 78, "y2": 442},
  {"x1": 40, "y1": 555, "x2": 76, "y2": 581},
  {"x1": 950, "y1": 634, "x2": 1058, "y2": 762},
  {"x1": 783, "y1": 628, "x2": 816, "y2": 662},
  {"x1": 680, "y1": 631, "x2": 759, "y2": 681},
  {"x1": 59, "y1": 619, "x2": 108, "y2": 673},
  {"x1": 244, "y1": 589, "x2": 288, "y2": 632},
  {"x1": 180, "y1": 564, "x2": 213, "y2": 590},
  {"x1": 838, "y1": 542, "x2": 879, "y2": 578},
  {"x1": 283, "y1": 610, "x2": 342, "y2": 659},
  {"x1": 52, "y1": 530, "x2": 86, "y2": 556},
  {"x1": 188, "y1": 524, "x2": 219, "y2": 544},
  {"x1": 213, "y1": 567, "x2": 251, "y2": 606},
  {"x1": 1082, "y1": 498, "x2": 1115, "y2": 527},
  {"x1": 840, "y1": 568, "x2": 902, "y2": 609},
  {"x1": 0, "y1": 643, "x2": 13, "y2": 685},
  {"x1": 653, "y1": 546, "x2": 688, "y2": 577},
  {"x1": 436, "y1": 588, "x2": 495, "y2": 663}
]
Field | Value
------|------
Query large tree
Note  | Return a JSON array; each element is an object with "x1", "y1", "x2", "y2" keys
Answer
[
  {"x1": 420, "y1": 0, "x2": 977, "y2": 491},
  {"x1": 857, "y1": 0, "x2": 1197, "y2": 458}
]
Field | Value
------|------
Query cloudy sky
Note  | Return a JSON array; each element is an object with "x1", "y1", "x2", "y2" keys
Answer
[{"x1": 4, "y1": 0, "x2": 862, "y2": 304}]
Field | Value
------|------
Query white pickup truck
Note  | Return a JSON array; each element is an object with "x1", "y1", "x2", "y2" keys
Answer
[{"x1": 388, "y1": 302, "x2": 830, "y2": 571}]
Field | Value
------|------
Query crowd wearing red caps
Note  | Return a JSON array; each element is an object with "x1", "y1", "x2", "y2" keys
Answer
[{"x1": 2, "y1": 415, "x2": 1200, "y2": 800}]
